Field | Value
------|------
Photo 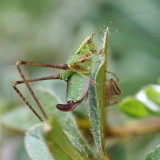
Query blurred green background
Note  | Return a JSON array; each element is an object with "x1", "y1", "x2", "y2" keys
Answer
[{"x1": 0, "y1": 0, "x2": 160, "y2": 160}]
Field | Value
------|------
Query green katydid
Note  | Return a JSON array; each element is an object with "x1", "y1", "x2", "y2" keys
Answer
[{"x1": 12, "y1": 26, "x2": 121, "y2": 122}]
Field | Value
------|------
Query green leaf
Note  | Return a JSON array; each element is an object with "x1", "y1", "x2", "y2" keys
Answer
[
  {"x1": 44, "y1": 117, "x2": 89, "y2": 160},
  {"x1": 1, "y1": 106, "x2": 39, "y2": 132},
  {"x1": 145, "y1": 144, "x2": 160, "y2": 160},
  {"x1": 35, "y1": 87, "x2": 95, "y2": 159},
  {"x1": 119, "y1": 84, "x2": 160, "y2": 117},
  {"x1": 25, "y1": 124, "x2": 54, "y2": 160},
  {"x1": 15, "y1": 138, "x2": 34, "y2": 160},
  {"x1": 119, "y1": 96, "x2": 151, "y2": 118},
  {"x1": 145, "y1": 85, "x2": 160, "y2": 106},
  {"x1": 88, "y1": 29, "x2": 109, "y2": 160}
]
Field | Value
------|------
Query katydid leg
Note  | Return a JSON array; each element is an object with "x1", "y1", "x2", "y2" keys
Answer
[
  {"x1": 12, "y1": 84, "x2": 43, "y2": 121},
  {"x1": 13, "y1": 61, "x2": 61, "y2": 121},
  {"x1": 15, "y1": 74, "x2": 60, "y2": 85},
  {"x1": 109, "y1": 78, "x2": 121, "y2": 95},
  {"x1": 17, "y1": 60, "x2": 70, "y2": 70},
  {"x1": 12, "y1": 74, "x2": 60, "y2": 121},
  {"x1": 105, "y1": 78, "x2": 121, "y2": 107}
]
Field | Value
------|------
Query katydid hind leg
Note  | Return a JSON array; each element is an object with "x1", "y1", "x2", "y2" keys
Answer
[
  {"x1": 12, "y1": 84, "x2": 44, "y2": 121},
  {"x1": 15, "y1": 74, "x2": 60, "y2": 85},
  {"x1": 16, "y1": 60, "x2": 70, "y2": 70},
  {"x1": 13, "y1": 61, "x2": 61, "y2": 121}
]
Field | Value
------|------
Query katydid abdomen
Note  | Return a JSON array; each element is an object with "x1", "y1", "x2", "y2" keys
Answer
[{"x1": 56, "y1": 73, "x2": 90, "y2": 111}]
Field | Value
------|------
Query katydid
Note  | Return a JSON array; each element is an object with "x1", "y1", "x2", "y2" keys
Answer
[{"x1": 12, "y1": 27, "x2": 121, "y2": 122}]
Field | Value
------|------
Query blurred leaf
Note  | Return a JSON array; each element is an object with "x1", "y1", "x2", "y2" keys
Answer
[
  {"x1": 25, "y1": 124, "x2": 54, "y2": 160},
  {"x1": 145, "y1": 145, "x2": 160, "y2": 160},
  {"x1": 35, "y1": 87, "x2": 95, "y2": 159},
  {"x1": 0, "y1": 135, "x2": 30, "y2": 160},
  {"x1": 88, "y1": 30, "x2": 109, "y2": 159},
  {"x1": 124, "y1": 133, "x2": 160, "y2": 160},
  {"x1": 15, "y1": 141, "x2": 31, "y2": 160},
  {"x1": 44, "y1": 117, "x2": 89, "y2": 160},
  {"x1": 145, "y1": 85, "x2": 160, "y2": 106},
  {"x1": 108, "y1": 144, "x2": 127, "y2": 160},
  {"x1": 1, "y1": 106, "x2": 39, "y2": 132},
  {"x1": 119, "y1": 96, "x2": 151, "y2": 118}
]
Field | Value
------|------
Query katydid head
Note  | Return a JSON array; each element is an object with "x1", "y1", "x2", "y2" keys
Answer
[
  {"x1": 76, "y1": 36, "x2": 97, "y2": 56},
  {"x1": 78, "y1": 43, "x2": 91, "y2": 54}
]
